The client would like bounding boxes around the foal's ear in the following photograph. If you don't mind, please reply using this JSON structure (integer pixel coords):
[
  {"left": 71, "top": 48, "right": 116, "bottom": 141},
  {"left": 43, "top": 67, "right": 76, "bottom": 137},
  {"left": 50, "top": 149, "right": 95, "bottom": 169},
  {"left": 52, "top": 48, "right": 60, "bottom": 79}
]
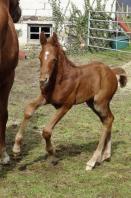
[
  {"left": 50, "top": 32, "right": 59, "bottom": 46},
  {"left": 40, "top": 32, "right": 47, "bottom": 45},
  {"left": 52, "top": 32, "right": 58, "bottom": 43}
]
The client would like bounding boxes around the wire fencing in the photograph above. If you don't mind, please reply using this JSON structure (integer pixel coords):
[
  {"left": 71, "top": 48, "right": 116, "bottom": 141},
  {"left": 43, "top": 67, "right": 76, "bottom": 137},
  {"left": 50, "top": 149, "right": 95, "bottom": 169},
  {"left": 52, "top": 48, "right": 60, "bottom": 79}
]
[{"left": 87, "top": 10, "right": 131, "bottom": 54}]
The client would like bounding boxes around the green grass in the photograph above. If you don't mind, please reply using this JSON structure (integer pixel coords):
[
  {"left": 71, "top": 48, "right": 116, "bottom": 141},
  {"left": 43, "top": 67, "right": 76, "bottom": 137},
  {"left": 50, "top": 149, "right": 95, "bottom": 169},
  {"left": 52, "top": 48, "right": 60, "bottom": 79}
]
[
  {"left": 0, "top": 51, "right": 131, "bottom": 198},
  {"left": 70, "top": 49, "right": 131, "bottom": 67}
]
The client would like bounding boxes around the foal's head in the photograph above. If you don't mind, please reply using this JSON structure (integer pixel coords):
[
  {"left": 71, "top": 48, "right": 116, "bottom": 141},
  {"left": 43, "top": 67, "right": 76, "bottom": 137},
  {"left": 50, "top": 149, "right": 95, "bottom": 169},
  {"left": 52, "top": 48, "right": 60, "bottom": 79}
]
[
  {"left": 9, "top": 0, "right": 21, "bottom": 23},
  {"left": 39, "top": 32, "right": 60, "bottom": 87}
]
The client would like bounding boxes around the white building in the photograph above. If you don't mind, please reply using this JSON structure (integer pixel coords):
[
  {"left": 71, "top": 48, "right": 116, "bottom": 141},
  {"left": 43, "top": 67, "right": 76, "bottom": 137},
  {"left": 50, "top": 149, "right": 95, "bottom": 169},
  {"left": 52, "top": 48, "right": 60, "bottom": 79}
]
[{"left": 16, "top": 0, "right": 116, "bottom": 46}]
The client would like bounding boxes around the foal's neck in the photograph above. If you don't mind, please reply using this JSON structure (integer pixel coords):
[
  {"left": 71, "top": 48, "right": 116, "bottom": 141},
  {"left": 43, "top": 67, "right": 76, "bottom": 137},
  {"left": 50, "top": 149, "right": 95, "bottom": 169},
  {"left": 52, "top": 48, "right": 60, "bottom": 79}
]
[
  {"left": 44, "top": 49, "right": 76, "bottom": 96},
  {"left": 57, "top": 49, "right": 75, "bottom": 75},
  {"left": 54, "top": 48, "right": 76, "bottom": 84}
]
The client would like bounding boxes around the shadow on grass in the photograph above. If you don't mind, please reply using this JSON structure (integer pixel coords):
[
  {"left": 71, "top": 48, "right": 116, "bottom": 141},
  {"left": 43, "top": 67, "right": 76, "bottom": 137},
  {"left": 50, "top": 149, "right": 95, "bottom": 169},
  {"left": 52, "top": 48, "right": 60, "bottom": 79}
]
[
  {"left": 0, "top": 123, "right": 126, "bottom": 178},
  {"left": 0, "top": 122, "right": 40, "bottom": 178},
  {"left": 10, "top": 141, "right": 127, "bottom": 172}
]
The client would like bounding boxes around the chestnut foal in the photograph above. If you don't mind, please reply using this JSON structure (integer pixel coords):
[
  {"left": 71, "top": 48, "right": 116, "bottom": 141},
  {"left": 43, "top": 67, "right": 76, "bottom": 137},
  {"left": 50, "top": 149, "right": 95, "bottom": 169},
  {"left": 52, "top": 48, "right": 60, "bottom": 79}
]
[
  {"left": 13, "top": 32, "right": 127, "bottom": 170},
  {"left": 0, "top": 0, "right": 21, "bottom": 164}
]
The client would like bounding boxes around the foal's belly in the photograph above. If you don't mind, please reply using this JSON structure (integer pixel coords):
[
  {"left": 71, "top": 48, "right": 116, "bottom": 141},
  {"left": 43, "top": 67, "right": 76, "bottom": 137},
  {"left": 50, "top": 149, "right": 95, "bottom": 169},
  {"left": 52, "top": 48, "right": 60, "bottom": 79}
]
[{"left": 75, "top": 90, "right": 93, "bottom": 104}]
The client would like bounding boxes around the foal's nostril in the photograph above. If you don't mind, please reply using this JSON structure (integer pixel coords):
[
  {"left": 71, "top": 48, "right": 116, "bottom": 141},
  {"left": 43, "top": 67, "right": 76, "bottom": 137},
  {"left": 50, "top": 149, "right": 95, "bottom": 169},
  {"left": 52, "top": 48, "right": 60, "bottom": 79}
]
[
  {"left": 40, "top": 74, "right": 50, "bottom": 87},
  {"left": 44, "top": 78, "right": 49, "bottom": 84},
  {"left": 40, "top": 78, "right": 49, "bottom": 87}
]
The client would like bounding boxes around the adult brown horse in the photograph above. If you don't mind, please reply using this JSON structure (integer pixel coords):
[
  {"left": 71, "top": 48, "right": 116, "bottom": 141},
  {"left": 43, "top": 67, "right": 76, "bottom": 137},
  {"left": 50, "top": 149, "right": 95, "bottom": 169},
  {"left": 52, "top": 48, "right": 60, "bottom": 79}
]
[
  {"left": 13, "top": 32, "right": 127, "bottom": 170},
  {"left": 0, "top": 0, "right": 21, "bottom": 164}
]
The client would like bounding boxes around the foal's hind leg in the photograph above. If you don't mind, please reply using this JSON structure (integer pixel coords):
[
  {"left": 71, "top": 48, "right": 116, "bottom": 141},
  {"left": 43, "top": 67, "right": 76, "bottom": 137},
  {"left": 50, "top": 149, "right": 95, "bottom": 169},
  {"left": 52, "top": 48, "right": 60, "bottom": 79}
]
[
  {"left": 13, "top": 94, "right": 46, "bottom": 155},
  {"left": 101, "top": 132, "right": 111, "bottom": 162},
  {"left": 86, "top": 99, "right": 114, "bottom": 170}
]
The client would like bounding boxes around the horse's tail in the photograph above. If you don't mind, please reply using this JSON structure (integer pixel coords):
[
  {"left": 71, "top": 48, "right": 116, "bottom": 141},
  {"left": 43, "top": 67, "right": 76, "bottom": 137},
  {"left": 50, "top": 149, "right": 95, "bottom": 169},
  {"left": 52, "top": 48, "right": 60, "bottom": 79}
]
[{"left": 112, "top": 67, "right": 127, "bottom": 88}]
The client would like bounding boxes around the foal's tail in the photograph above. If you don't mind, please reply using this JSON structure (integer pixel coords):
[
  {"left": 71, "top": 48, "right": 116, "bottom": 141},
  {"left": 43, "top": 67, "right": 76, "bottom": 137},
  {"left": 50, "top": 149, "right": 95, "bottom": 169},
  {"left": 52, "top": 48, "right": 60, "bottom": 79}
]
[{"left": 112, "top": 67, "right": 127, "bottom": 88}]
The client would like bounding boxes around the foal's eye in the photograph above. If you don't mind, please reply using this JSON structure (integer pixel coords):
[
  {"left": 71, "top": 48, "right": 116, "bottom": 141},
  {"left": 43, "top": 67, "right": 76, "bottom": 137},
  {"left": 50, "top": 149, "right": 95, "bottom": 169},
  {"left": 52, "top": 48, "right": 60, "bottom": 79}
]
[{"left": 53, "top": 58, "right": 57, "bottom": 63}]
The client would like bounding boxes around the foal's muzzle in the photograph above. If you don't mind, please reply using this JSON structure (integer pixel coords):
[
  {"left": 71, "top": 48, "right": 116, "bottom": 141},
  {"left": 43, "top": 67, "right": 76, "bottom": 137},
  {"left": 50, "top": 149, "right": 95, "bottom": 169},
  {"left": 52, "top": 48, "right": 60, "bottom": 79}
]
[{"left": 40, "top": 74, "right": 50, "bottom": 88}]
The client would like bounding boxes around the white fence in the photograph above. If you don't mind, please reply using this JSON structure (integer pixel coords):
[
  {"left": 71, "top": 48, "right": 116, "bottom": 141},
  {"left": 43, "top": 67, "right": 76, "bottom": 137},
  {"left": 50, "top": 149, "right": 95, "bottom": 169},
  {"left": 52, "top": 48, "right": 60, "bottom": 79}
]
[{"left": 87, "top": 10, "right": 131, "bottom": 54}]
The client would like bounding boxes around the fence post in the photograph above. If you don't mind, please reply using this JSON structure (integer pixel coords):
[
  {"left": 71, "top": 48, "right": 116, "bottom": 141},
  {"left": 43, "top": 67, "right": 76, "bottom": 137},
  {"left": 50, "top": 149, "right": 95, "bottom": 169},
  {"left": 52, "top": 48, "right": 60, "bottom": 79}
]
[
  {"left": 126, "top": 5, "right": 129, "bottom": 17},
  {"left": 87, "top": 10, "right": 91, "bottom": 47}
]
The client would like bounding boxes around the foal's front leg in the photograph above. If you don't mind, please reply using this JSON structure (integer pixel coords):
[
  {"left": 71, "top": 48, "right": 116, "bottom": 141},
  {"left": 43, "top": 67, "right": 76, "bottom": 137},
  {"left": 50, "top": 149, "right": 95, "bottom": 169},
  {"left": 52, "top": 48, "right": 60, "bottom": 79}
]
[
  {"left": 13, "top": 94, "right": 46, "bottom": 155},
  {"left": 42, "top": 105, "right": 71, "bottom": 155}
]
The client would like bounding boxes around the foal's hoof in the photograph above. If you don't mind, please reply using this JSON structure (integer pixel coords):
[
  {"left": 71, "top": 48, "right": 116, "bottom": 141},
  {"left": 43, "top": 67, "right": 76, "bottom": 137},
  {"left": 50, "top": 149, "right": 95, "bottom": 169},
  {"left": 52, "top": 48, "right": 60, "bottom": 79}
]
[
  {"left": 86, "top": 164, "right": 93, "bottom": 171},
  {"left": 43, "top": 153, "right": 49, "bottom": 160},
  {"left": 46, "top": 147, "right": 56, "bottom": 156},
  {"left": 12, "top": 144, "right": 21, "bottom": 156},
  {"left": 51, "top": 155, "right": 60, "bottom": 166},
  {"left": 86, "top": 160, "right": 101, "bottom": 171},
  {"left": 101, "top": 153, "right": 111, "bottom": 162},
  {"left": 0, "top": 165, "right": 3, "bottom": 171},
  {"left": 18, "top": 164, "right": 27, "bottom": 171}
]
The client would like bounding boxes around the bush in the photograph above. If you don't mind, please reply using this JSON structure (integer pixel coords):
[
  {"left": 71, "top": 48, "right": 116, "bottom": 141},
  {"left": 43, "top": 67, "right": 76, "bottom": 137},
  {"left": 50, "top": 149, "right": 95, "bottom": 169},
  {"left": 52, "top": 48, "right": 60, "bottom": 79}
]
[{"left": 49, "top": 0, "right": 116, "bottom": 52}]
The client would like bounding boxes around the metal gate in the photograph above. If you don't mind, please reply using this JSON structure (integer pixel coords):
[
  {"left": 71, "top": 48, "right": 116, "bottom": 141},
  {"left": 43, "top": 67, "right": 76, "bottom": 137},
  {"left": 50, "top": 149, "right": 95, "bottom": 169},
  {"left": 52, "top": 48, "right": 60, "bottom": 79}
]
[{"left": 87, "top": 10, "right": 131, "bottom": 54}]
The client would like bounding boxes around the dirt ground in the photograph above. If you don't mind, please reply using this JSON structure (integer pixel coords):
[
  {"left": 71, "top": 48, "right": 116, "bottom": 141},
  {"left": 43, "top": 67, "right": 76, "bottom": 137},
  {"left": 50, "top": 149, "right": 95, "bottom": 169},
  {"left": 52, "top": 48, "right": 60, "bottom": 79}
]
[{"left": 0, "top": 52, "right": 131, "bottom": 198}]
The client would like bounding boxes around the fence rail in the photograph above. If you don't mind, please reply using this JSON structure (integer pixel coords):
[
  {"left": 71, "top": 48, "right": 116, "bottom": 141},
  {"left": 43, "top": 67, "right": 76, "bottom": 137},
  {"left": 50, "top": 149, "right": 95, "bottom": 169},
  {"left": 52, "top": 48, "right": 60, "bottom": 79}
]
[{"left": 87, "top": 10, "right": 131, "bottom": 54}]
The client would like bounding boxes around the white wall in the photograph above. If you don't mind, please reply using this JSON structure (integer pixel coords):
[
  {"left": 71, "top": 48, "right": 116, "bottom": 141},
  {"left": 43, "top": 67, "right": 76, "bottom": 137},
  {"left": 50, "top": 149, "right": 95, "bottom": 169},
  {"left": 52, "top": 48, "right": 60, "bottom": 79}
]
[
  {"left": 20, "top": 0, "right": 50, "bottom": 10},
  {"left": 17, "top": 0, "right": 116, "bottom": 46},
  {"left": 20, "top": 0, "right": 52, "bottom": 17},
  {"left": 15, "top": 23, "right": 28, "bottom": 45},
  {"left": 20, "top": 0, "right": 116, "bottom": 17},
  {"left": 20, "top": 0, "right": 85, "bottom": 17}
]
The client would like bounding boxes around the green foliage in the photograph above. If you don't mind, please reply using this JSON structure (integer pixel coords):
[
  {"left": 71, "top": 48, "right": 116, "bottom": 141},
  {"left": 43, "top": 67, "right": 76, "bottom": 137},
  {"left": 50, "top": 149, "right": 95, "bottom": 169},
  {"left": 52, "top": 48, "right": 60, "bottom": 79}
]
[
  {"left": 49, "top": 0, "right": 117, "bottom": 53},
  {"left": 67, "top": 0, "right": 90, "bottom": 52},
  {"left": 49, "top": 0, "right": 64, "bottom": 33},
  {"left": 89, "top": 0, "right": 115, "bottom": 51}
]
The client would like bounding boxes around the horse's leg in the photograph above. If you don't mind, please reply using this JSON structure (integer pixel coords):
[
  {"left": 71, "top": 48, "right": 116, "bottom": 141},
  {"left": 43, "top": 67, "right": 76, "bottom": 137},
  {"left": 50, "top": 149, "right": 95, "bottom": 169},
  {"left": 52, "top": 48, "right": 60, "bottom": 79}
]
[
  {"left": 0, "top": 106, "right": 9, "bottom": 164},
  {"left": 42, "top": 105, "right": 71, "bottom": 155},
  {"left": 13, "top": 94, "right": 46, "bottom": 155},
  {"left": 0, "top": 72, "right": 14, "bottom": 164},
  {"left": 86, "top": 99, "right": 114, "bottom": 170}
]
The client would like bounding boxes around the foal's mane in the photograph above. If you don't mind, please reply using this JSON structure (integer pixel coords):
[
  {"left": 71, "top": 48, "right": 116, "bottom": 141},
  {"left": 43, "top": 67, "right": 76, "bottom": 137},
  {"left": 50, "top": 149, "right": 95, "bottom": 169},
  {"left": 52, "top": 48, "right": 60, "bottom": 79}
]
[
  {"left": 59, "top": 47, "right": 76, "bottom": 68},
  {"left": 48, "top": 37, "right": 76, "bottom": 68}
]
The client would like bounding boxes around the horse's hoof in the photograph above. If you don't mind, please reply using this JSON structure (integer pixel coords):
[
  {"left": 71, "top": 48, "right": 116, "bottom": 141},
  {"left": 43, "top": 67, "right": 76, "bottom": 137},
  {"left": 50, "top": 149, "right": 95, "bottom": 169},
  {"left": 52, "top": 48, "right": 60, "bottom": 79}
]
[
  {"left": 2, "top": 156, "right": 10, "bottom": 165},
  {"left": 0, "top": 150, "right": 10, "bottom": 165}
]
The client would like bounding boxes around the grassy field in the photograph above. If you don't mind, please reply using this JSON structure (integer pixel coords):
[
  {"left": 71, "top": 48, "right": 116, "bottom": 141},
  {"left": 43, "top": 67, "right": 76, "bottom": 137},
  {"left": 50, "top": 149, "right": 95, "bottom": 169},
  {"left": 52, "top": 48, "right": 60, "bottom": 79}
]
[{"left": 0, "top": 51, "right": 131, "bottom": 198}]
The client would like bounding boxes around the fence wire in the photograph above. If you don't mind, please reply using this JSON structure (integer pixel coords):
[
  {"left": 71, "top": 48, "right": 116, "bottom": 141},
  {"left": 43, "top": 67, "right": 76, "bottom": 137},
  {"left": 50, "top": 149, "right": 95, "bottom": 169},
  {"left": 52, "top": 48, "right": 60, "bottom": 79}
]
[{"left": 87, "top": 10, "right": 131, "bottom": 54}]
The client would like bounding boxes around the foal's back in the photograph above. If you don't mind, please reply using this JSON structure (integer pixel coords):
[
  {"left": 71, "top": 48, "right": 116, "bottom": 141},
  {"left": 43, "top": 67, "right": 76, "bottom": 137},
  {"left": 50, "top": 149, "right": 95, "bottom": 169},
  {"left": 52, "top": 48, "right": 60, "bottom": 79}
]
[{"left": 74, "top": 61, "right": 118, "bottom": 104}]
